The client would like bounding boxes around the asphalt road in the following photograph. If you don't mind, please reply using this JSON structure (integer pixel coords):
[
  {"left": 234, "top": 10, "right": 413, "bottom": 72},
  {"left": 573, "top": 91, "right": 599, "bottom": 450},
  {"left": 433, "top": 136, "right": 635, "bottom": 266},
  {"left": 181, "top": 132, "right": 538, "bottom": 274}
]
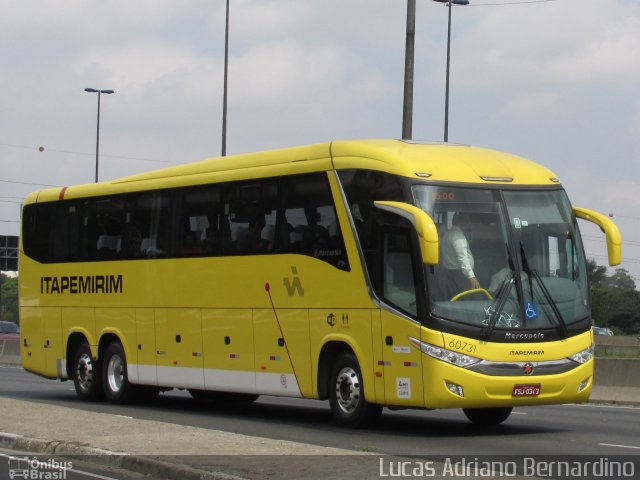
[{"left": 2, "top": 364, "right": 640, "bottom": 458}]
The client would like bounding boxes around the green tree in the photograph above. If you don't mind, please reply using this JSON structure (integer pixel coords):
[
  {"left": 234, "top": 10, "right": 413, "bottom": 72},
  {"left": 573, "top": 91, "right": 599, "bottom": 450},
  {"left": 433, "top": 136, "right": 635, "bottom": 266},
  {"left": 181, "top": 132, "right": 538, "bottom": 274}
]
[
  {"left": 603, "top": 268, "right": 636, "bottom": 290},
  {"left": 589, "top": 262, "right": 640, "bottom": 335},
  {"left": 587, "top": 258, "right": 608, "bottom": 288},
  {"left": 0, "top": 273, "right": 19, "bottom": 325}
]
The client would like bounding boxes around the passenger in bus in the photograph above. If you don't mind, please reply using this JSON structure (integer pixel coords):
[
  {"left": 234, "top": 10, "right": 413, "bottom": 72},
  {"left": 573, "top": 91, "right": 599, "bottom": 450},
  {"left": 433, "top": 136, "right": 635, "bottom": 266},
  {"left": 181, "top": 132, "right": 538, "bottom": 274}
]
[
  {"left": 260, "top": 224, "right": 276, "bottom": 251},
  {"left": 244, "top": 219, "right": 267, "bottom": 253},
  {"left": 441, "top": 212, "right": 481, "bottom": 298},
  {"left": 202, "top": 228, "right": 221, "bottom": 254},
  {"left": 121, "top": 224, "right": 143, "bottom": 258},
  {"left": 181, "top": 231, "right": 202, "bottom": 255}
]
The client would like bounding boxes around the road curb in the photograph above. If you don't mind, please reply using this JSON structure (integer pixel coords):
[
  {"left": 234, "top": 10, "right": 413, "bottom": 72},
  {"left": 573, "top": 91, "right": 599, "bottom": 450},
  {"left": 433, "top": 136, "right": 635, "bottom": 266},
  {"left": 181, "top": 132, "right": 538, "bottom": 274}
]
[{"left": 0, "top": 432, "right": 248, "bottom": 480}]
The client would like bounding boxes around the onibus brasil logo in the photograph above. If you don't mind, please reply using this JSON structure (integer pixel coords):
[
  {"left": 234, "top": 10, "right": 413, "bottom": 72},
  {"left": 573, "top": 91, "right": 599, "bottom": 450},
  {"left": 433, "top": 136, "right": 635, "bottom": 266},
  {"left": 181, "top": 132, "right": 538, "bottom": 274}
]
[{"left": 7, "top": 456, "right": 73, "bottom": 480}]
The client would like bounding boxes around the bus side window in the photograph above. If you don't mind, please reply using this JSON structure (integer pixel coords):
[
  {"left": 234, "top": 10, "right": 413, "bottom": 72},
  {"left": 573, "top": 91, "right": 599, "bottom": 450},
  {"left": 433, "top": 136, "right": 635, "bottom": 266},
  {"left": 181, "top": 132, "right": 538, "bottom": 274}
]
[
  {"left": 280, "top": 173, "right": 349, "bottom": 270},
  {"left": 382, "top": 228, "right": 418, "bottom": 317},
  {"left": 224, "top": 181, "right": 278, "bottom": 255}
]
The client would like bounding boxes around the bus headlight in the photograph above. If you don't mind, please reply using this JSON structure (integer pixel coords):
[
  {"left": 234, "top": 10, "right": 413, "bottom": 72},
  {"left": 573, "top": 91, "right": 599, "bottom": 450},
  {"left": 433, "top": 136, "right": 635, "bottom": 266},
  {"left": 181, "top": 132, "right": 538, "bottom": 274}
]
[
  {"left": 568, "top": 345, "right": 594, "bottom": 364},
  {"left": 409, "top": 337, "right": 481, "bottom": 368}
]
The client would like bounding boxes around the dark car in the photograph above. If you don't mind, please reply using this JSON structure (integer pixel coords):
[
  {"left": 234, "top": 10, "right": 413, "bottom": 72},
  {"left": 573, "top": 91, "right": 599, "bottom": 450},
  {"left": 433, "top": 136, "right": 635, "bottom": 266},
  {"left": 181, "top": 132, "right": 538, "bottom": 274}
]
[{"left": 0, "top": 321, "right": 19, "bottom": 340}]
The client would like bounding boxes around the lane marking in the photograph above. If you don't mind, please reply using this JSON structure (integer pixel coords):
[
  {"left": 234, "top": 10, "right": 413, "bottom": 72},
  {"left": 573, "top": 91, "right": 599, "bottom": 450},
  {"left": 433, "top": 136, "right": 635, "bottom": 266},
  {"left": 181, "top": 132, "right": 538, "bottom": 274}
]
[
  {"left": 511, "top": 411, "right": 528, "bottom": 415},
  {"left": 567, "top": 403, "right": 640, "bottom": 411},
  {"left": 598, "top": 443, "right": 640, "bottom": 451}
]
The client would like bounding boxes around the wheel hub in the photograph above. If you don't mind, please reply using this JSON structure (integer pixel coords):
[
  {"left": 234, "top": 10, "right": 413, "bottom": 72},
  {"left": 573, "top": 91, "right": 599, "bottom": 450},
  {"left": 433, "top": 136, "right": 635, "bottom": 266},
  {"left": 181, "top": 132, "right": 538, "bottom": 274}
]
[
  {"left": 76, "top": 353, "right": 94, "bottom": 392},
  {"left": 107, "top": 354, "right": 123, "bottom": 393},
  {"left": 335, "top": 366, "right": 361, "bottom": 414}
]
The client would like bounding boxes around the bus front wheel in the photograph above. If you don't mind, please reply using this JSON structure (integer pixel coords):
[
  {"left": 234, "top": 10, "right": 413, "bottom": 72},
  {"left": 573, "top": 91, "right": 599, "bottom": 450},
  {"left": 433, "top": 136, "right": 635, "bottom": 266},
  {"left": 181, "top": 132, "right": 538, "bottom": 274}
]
[
  {"left": 328, "top": 352, "right": 382, "bottom": 428},
  {"left": 102, "top": 342, "right": 137, "bottom": 404},
  {"left": 72, "top": 342, "right": 103, "bottom": 401},
  {"left": 463, "top": 407, "right": 512, "bottom": 425}
]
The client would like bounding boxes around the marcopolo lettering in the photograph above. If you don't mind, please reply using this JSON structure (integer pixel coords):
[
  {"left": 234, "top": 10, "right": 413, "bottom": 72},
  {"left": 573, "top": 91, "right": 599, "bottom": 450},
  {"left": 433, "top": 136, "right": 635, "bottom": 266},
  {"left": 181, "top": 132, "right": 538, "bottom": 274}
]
[{"left": 40, "top": 275, "right": 123, "bottom": 294}]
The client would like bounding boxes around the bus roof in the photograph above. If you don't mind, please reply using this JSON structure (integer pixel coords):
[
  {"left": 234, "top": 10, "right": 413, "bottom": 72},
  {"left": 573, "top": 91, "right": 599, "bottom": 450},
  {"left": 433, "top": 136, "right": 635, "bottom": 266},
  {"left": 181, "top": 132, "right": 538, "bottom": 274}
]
[{"left": 25, "top": 139, "right": 560, "bottom": 204}]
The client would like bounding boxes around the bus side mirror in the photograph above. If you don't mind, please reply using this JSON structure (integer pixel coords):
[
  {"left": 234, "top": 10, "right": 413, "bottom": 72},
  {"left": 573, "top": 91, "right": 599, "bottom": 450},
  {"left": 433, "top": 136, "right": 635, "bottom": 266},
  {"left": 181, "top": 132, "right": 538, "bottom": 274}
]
[
  {"left": 573, "top": 207, "right": 622, "bottom": 266},
  {"left": 374, "top": 201, "right": 439, "bottom": 265}
]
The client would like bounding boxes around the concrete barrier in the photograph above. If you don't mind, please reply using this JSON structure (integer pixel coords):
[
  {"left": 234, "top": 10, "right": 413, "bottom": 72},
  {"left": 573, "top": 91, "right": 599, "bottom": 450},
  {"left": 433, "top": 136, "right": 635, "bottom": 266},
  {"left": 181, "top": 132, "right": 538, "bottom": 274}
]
[
  {"left": 0, "top": 339, "right": 21, "bottom": 365},
  {"left": 590, "top": 358, "right": 640, "bottom": 405},
  {"left": 594, "top": 335, "right": 640, "bottom": 358}
]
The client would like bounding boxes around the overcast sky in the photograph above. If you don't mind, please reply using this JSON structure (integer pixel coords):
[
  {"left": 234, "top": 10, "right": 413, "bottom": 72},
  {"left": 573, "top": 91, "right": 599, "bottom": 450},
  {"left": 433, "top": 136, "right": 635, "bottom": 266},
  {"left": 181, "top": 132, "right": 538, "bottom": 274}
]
[{"left": 1, "top": 0, "right": 639, "bottom": 283}]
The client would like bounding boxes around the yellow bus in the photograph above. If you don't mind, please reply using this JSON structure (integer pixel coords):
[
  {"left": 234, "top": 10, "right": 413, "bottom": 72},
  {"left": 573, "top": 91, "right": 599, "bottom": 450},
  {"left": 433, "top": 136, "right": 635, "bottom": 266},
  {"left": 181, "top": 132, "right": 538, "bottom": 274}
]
[{"left": 19, "top": 139, "right": 621, "bottom": 427}]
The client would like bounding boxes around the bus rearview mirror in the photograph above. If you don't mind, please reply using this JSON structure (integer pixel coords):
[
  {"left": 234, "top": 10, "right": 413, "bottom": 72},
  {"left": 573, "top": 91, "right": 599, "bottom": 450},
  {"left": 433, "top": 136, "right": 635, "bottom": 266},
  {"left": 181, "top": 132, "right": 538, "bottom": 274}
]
[
  {"left": 573, "top": 207, "right": 622, "bottom": 266},
  {"left": 373, "top": 201, "right": 439, "bottom": 265}
]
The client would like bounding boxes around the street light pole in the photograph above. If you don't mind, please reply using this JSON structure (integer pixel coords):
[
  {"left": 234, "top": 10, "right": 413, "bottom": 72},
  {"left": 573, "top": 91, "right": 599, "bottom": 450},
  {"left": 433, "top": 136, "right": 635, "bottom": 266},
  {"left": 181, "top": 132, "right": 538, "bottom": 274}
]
[
  {"left": 84, "top": 88, "right": 114, "bottom": 182},
  {"left": 402, "top": 0, "right": 416, "bottom": 140},
  {"left": 221, "top": 0, "right": 230, "bottom": 157},
  {"left": 434, "top": 0, "right": 469, "bottom": 142}
]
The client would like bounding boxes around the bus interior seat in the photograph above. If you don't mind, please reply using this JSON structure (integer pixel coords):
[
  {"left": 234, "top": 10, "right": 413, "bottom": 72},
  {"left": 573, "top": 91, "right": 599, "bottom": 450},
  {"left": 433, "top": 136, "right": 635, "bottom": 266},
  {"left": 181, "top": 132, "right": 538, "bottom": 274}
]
[{"left": 97, "top": 235, "right": 121, "bottom": 256}]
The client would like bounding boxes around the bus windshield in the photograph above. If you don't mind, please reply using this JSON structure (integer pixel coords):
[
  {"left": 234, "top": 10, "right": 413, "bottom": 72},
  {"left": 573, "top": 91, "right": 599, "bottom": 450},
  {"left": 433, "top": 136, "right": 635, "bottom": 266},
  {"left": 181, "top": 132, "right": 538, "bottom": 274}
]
[{"left": 413, "top": 185, "right": 589, "bottom": 335}]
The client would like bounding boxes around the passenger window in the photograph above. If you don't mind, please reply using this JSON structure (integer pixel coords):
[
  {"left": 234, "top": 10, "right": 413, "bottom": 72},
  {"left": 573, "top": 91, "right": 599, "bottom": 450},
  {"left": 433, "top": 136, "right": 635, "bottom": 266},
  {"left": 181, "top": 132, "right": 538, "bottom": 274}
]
[
  {"left": 280, "top": 174, "right": 349, "bottom": 270},
  {"left": 224, "top": 181, "right": 278, "bottom": 255},
  {"left": 176, "top": 186, "right": 222, "bottom": 257},
  {"left": 130, "top": 191, "right": 171, "bottom": 259}
]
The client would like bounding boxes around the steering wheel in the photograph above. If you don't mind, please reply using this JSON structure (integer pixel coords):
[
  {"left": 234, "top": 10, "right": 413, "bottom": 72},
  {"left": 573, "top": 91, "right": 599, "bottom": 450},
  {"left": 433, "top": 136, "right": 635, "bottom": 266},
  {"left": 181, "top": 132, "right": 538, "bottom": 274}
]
[{"left": 450, "top": 288, "right": 494, "bottom": 302}]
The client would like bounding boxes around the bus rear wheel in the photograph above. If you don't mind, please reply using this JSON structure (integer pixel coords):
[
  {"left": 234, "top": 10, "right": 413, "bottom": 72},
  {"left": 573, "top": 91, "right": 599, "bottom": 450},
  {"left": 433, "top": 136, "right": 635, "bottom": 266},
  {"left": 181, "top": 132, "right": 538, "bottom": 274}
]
[
  {"left": 72, "top": 342, "right": 103, "bottom": 401},
  {"left": 463, "top": 407, "right": 512, "bottom": 426},
  {"left": 328, "top": 352, "right": 381, "bottom": 428},
  {"left": 102, "top": 341, "right": 139, "bottom": 404}
]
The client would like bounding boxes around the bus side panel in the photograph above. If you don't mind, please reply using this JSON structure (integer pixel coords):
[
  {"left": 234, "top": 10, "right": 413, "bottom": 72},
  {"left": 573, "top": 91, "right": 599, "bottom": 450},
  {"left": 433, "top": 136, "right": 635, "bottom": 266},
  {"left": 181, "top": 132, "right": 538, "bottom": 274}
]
[
  {"left": 133, "top": 308, "right": 156, "bottom": 385},
  {"left": 202, "top": 308, "right": 256, "bottom": 393},
  {"left": 21, "top": 307, "right": 63, "bottom": 379},
  {"left": 20, "top": 306, "right": 46, "bottom": 376},
  {"left": 380, "top": 310, "right": 424, "bottom": 407},
  {"left": 370, "top": 309, "right": 385, "bottom": 404},
  {"left": 253, "top": 308, "right": 307, "bottom": 397},
  {"left": 155, "top": 308, "right": 204, "bottom": 389}
]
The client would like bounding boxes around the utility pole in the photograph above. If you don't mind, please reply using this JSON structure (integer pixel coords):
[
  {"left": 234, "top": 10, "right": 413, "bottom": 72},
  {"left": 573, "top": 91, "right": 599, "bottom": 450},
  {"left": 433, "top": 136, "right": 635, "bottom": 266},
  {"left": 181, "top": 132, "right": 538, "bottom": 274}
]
[
  {"left": 402, "top": 0, "right": 416, "bottom": 140},
  {"left": 221, "top": 0, "right": 230, "bottom": 156}
]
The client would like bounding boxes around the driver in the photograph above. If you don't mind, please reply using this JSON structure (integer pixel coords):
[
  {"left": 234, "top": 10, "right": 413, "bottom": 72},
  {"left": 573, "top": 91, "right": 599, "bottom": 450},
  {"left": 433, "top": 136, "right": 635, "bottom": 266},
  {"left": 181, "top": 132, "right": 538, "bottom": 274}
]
[{"left": 441, "top": 212, "right": 481, "bottom": 298}]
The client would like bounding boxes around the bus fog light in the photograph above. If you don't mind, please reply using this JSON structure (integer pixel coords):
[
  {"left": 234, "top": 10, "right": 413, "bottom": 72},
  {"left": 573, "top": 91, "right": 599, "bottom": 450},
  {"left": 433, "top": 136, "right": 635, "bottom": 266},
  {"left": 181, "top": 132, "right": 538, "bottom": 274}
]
[
  {"left": 446, "top": 382, "right": 464, "bottom": 397},
  {"left": 578, "top": 378, "right": 590, "bottom": 393}
]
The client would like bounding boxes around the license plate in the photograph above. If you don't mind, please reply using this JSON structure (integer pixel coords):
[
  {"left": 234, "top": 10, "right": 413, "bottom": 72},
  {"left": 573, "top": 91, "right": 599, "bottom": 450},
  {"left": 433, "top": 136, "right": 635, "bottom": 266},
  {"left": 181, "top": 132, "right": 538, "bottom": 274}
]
[{"left": 513, "top": 384, "right": 541, "bottom": 397}]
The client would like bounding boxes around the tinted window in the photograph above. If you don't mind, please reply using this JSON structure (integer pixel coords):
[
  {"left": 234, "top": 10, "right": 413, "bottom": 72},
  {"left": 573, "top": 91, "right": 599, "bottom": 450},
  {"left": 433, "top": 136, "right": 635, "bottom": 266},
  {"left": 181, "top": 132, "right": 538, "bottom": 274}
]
[{"left": 22, "top": 173, "right": 349, "bottom": 270}]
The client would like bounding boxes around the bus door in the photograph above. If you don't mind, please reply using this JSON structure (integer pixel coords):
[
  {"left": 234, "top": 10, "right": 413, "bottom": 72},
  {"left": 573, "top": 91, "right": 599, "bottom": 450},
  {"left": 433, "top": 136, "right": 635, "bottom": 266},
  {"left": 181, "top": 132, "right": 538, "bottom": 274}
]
[{"left": 379, "top": 227, "right": 424, "bottom": 407}]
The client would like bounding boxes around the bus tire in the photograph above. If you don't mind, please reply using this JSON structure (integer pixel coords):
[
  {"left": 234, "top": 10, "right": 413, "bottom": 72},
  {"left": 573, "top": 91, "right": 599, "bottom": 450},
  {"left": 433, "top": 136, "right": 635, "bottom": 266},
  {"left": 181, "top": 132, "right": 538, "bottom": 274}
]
[
  {"left": 328, "top": 352, "right": 382, "bottom": 428},
  {"left": 463, "top": 407, "right": 512, "bottom": 426},
  {"left": 102, "top": 341, "right": 137, "bottom": 404},
  {"left": 72, "top": 342, "right": 103, "bottom": 401}
]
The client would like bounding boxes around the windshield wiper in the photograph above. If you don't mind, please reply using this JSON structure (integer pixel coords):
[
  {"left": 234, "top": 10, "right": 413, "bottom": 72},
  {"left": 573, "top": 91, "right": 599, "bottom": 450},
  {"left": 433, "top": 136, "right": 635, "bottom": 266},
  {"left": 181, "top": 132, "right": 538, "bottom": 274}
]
[
  {"left": 481, "top": 245, "right": 516, "bottom": 340},
  {"left": 519, "top": 243, "right": 570, "bottom": 338}
]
